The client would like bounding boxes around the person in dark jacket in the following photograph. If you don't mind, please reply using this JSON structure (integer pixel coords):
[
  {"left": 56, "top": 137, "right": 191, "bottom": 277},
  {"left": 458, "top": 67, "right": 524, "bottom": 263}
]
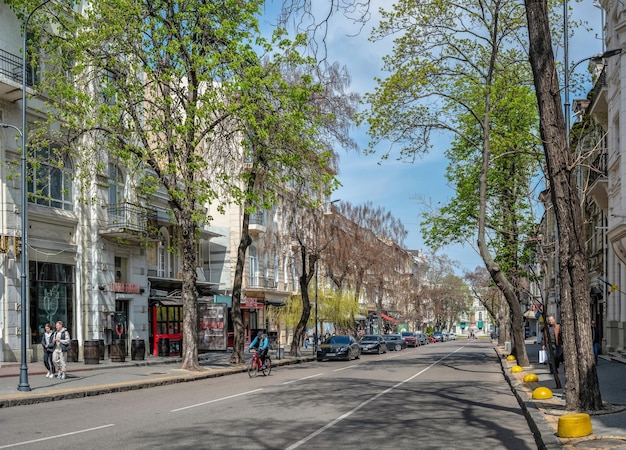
[
  {"left": 591, "top": 320, "right": 600, "bottom": 364},
  {"left": 41, "top": 323, "right": 56, "bottom": 378}
]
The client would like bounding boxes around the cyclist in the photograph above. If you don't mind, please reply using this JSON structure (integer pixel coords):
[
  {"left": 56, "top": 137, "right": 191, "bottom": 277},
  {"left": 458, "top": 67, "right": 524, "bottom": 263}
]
[{"left": 249, "top": 330, "right": 269, "bottom": 369}]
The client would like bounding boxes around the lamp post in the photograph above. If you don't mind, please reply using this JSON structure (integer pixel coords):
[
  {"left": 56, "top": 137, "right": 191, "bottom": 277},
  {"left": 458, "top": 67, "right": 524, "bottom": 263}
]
[
  {"left": 314, "top": 199, "right": 340, "bottom": 353},
  {"left": 12, "top": 0, "right": 54, "bottom": 392},
  {"left": 564, "top": 48, "right": 622, "bottom": 144}
]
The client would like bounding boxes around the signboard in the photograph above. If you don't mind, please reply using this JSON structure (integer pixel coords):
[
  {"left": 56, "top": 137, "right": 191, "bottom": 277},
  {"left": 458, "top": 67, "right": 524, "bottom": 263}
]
[
  {"left": 460, "top": 321, "right": 466, "bottom": 330},
  {"left": 198, "top": 303, "right": 228, "bottom": 351},
  {"left": 477, "top": 321, "right": 483, "bottom": 330}
]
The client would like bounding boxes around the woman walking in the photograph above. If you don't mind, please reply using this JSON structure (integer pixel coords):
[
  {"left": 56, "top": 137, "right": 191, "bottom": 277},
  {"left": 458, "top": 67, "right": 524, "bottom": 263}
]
[{"left": 41, "top": 324, "right": 56, "bottom": 378}]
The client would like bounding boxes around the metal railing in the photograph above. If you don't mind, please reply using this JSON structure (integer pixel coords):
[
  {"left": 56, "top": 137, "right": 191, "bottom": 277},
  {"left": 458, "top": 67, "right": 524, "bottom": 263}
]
[
  {"left": 106, "top": 202, "right": 156, "bottom": 234},
  {"left": 0, "top": 48, "right": 38, "bottom": 87}
]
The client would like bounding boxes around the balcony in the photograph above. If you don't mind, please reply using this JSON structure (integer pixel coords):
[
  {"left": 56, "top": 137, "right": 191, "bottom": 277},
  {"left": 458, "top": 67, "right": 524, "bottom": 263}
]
[
  {"left": 245, "top": 275, "right": 277, "bottom": 296},
  {"left": 248, "top": 212, "right": 266, "bottom": 235},
  {"left": 100, "top": 202, "right": 157, "bottom": 242},
  {"left": 0, "top": 48, "right": 38, "bottom": 102},
  {"left": 588, "top": 152, "right": 608, "bottom": 209}
]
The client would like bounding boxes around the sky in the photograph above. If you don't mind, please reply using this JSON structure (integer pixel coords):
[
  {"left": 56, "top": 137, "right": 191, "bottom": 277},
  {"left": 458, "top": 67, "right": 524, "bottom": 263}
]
[
  {"left": 293, "top": 1, "right": 607, "bottom": 275},
  {"left": 263, "top": 1, "right": 607, "bottom": 275}
]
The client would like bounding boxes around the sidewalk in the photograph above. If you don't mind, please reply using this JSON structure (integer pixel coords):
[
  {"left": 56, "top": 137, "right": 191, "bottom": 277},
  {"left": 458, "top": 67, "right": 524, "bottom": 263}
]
[
  {"left": 0, "top": 347, "right": 315, "bottom": 408},
  {"left": 498, "top": 339, "right": 626, "bottom": 449}
]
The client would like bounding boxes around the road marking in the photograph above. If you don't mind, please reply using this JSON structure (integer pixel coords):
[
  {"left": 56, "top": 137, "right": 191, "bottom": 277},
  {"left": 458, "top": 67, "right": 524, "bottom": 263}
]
[
  {"left": 0, "top": 424, "right": 115, "bottom": 448},
  {"left": 333, "top": 365, "right": 358, "bottom": 371},
  {"left": 282, "top": 373, "right": 324, "bottom": 384},
  {"left": 170, "top": 388, "right": 263, "bottom": 412},
  {"left": 285, "top": 347, "right": 462, "bottom": 450}
]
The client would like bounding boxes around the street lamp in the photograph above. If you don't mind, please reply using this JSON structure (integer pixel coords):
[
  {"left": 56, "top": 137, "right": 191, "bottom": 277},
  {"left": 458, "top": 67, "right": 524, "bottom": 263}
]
[
  {"left": 564, "top": 48, "right": 622, "bottom": 144},
  {"left": 7, "top": 0, "right": 54, "bottom": 392},
  {"left": 314, "top": 199, "right": 340, "bottom": 353}
]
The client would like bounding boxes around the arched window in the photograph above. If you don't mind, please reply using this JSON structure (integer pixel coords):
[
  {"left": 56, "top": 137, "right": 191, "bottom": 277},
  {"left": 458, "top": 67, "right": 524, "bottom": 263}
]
[{"left": 28, "top": 146, "right": 73, "bottom": 210}]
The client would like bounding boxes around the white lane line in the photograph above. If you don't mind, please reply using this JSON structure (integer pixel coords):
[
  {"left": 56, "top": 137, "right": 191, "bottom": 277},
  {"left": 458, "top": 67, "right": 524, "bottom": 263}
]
[
  {"left": 171, "top": 388, "right": 263, "bottom": 412},
  {"left": 282, "top": 373, "right": 324, "bottom": 385},
  {"left": 0, "top": 424, "right": 115, "bottom": 448},
  {"left": 333, "top": 365, "right": 359, "bottom": 372},
  {"left": 285, "top": 347, "right": 462, "bottom": 450}
]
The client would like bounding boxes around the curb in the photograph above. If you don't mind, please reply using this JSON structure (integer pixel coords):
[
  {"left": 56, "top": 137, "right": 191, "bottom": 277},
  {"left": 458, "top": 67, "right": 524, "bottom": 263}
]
[{"left": 496, "top": 347, "right": 562, "bottom": 449}]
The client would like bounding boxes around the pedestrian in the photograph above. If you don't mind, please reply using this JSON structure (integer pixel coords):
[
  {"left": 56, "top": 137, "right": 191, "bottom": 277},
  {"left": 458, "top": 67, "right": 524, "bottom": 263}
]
[
  {"left": 543, "top": 315, "right": 562, "bottom": 373},
  {"left": 304, "top": 333, "right": 309, "bottom": 349},
  {"left": 591, "top": 320, "right": 599, "bottom": 364},
  {"left": 52, "top": 320, "right": 71, "bottom": 380},
  {"left": 41, "top": 323, "right": 56, "bottom": 378}
]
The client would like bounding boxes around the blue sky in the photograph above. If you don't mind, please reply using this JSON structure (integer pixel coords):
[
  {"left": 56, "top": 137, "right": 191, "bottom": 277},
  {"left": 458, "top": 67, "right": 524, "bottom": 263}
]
[{"left": 299, "top": 1, "right": 607, "bottom": 274}]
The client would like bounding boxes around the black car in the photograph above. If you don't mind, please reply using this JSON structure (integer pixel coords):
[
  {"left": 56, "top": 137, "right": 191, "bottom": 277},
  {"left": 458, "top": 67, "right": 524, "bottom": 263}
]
[
  {"left": 316, "top": 335, "right": 361, "bottom": 361},
  {"left": 359, "top": 335, "right": 388, "bottom": 354},
  {"left": 383, "top": 334, "right": 407, "bottom": 351}
]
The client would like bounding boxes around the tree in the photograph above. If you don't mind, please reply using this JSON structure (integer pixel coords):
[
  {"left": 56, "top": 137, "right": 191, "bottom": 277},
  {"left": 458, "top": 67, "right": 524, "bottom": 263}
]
[
  {"left": 358, "top": 0, "right": 538, "bottom": 366},
  {"left": 22, "top": 0, "right": 330, "bottom": 370},
  {"left": 524, "top": 0, "right": 601, "bottom": 411},
  {"left": 227, "top": 60, "right": 357, "bottom": 364}
]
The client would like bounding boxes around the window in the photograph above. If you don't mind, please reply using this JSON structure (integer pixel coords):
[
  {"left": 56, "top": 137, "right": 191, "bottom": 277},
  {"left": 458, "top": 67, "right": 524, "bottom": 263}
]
[
  {"left": 29, "top": 262, "right": 74, "bottom": 345},
  {"left": 248, "top": 245, "right": 258, "bottom": 286},
  {"left": 28, "top": 146, "right": 73, "bottom": 210},
  {"left": 108, "top": 163, "right": 124, "bottom": 205}
]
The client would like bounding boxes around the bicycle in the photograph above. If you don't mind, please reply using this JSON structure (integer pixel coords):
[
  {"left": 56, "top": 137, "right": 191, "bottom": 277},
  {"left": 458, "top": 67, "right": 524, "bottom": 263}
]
[{"left": 248, "top": 349, "right": 272, "bottom": 378}]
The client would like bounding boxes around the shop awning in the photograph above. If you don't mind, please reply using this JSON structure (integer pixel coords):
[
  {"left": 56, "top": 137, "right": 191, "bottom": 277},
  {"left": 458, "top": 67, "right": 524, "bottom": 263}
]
[{"left": 381, "top": 313, "right": 399, "bottom": 323}]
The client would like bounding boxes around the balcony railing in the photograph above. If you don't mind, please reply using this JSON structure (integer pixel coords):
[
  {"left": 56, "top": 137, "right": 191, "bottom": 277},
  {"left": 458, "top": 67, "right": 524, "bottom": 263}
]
[
  {"left": 0, "top": 48, "right": 38, "bottom": 87},
  {"left": 588, "top": 151, "right": 607, "bottom": 186},
  {"left": 247, "top": 276, "right": 277, "bottom": 290},
  {"left": 105, "top": 202, "right": 156, "bottom": 235}
]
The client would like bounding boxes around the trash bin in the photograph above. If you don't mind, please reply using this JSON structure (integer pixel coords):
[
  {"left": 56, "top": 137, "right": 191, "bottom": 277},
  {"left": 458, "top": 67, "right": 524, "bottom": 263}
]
[
  {"left": 84, "top": 340, "right": 100, "bottom": 364},
  {"left": 131, "top": 339, "right": 145, "bottom": 361},
  {"left": 111, "top": 339, "right": 126, "bottom": 362},
  {"left": 158, "top": 338, "right": 170, "bottom": 357},
  {"left": 67, "top": 339, "right": 79, "bottom": 363},
  {"left": 505, "top": 341, "right": 511, "bottom": 353},
  {"left": 98, "top": 339, "right": 105, "bottom": 360}
]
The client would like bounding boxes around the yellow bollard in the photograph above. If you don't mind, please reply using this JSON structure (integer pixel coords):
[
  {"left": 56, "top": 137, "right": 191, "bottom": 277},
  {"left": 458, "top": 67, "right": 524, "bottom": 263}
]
[
  {"left": 523, "top": 373, "right": 539, "bottom": 383},
  {"left": 557, "top": 413, "right": 592, "bottom": 438},
  {"left": 506, "top": 355, "right": 516, "bottom": 361},
  {"left": 511, "top": 365, "right": 523, "bottom": 373},
  {"left": 532, "top": 386, "right": 553, "bottom": 399}
]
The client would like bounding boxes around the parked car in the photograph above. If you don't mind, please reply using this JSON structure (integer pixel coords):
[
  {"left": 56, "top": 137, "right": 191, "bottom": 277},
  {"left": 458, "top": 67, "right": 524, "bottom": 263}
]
[
  {"left": 383, "top": 334, "right": 407, "bottom": 351},
  {"left": 428, "top": 335, "right": 437, "bottom": 343},
  {"left": 359, "top": 335, "right": 388, "bottom": 354},
  {"left": 448, "top": 332, "right": 457, "bottom": 340},
  {"left": 442, "top": 333, "right": 449, "bottom": 342},
  {"left": 433, "top": 331, "right": 443, "bottom": 342},
  {"left": 400, "top": 331, "right": 418, "bottom": 347},
  {"left": 416, "top": 333, "right": 429, "bottom": 345},
  {"left": 316, "top": 335, "right": 361, "bottom": 361}
]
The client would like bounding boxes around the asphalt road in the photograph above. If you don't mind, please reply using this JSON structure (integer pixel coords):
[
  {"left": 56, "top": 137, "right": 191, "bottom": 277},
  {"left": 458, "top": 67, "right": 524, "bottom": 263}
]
[{"left": 0, "top": 340, "right": 537, "bottom": 449}]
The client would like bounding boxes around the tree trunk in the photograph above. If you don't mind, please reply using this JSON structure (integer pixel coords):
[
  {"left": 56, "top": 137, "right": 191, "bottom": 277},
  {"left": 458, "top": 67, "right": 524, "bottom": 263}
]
[
  {"left": 525, "top": 0, "right": 602, "bottom": 411},
  {"left": 180, "top": 211, "right": 200, "bottom": 371},
  {"left": 230, "top": 215, "right": 251, "bottom": 365},
  {"left": 291, "top": 247, "right": 314, "bottom": 356}
]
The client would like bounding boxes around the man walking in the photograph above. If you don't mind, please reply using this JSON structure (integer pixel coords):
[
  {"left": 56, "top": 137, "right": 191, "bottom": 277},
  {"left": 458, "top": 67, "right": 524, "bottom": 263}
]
[
  {"left": 53, "top": 321, "right": 71, "bottom": 380},
  {"left": 591, "top": 320, "right": 600, "bottom": 364}
]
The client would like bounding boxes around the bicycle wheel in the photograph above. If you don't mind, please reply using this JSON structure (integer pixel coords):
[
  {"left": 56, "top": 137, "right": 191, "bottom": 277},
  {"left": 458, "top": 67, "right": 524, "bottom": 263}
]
[
  {"left": 262, "top": 357, "right": 272, "bottom": 376},
  {"left": 247, "top": 359, "right": 258, "bottom": 378}
]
